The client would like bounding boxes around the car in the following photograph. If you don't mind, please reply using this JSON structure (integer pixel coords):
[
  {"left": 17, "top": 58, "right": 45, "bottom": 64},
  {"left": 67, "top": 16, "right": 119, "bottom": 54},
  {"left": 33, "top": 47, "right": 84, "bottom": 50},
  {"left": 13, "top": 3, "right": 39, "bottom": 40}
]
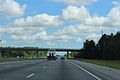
[{"left": 60, "top": 57, "right": 65, "bottom": 60}]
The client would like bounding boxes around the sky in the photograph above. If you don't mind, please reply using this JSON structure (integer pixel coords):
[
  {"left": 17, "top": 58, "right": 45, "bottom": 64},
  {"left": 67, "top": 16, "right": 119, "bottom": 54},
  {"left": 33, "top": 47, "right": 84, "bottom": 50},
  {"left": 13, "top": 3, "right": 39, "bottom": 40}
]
[{"left": 0, "top": 0, "right": 120, "bottom": 49}]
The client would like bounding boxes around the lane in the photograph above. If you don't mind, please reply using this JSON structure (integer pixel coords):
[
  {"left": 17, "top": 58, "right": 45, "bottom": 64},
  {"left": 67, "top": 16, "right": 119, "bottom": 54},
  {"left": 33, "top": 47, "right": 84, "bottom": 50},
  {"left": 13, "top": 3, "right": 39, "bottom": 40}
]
[
  {"left": 71, "top": 60, "right": 119, "bottom": 80},
  {"left": 0, "top": 60, "right": 46, "bottom": 73},
  {"left": 0, "top": 60, "right": 107, "bottom": 80},
  {"left": 30, "top": 60, "right": 100, "bottom": 80},
  {"left": 70, "top": 61, "right": 102, "bottom": 80},
  {"left": 0, "top": 60, "right": 48, "bottom": 80}
]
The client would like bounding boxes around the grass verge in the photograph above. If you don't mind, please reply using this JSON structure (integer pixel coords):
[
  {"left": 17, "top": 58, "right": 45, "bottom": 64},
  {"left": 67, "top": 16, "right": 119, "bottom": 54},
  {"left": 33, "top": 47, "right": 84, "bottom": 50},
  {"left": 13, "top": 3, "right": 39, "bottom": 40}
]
[
  {"left": 83, "top": 59, "right": 120, "bottom": 70},
  {"left": 0, "top": 59, "right": 23, "bottom": 63}
]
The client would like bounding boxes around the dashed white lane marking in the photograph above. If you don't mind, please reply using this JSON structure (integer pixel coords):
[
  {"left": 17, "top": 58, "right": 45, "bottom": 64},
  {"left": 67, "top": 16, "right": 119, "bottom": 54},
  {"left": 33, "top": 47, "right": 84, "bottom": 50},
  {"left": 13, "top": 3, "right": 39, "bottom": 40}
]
[
  {"left": 5, "top": 65, "right": 12, "bottom": 67},
  {"left": 26, "top": 73, "right": 35, "bottom": 78},
  {"left": 43, "top": 66, "right": 46, "bottom": 69},
  {"left": 70, "top": 62, "right": 102, "bottom": 80}
]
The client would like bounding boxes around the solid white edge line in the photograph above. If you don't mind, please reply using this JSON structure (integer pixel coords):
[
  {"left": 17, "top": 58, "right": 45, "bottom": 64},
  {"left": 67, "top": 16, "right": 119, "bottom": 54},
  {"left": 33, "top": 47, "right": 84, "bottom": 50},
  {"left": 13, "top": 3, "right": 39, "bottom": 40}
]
[
  {"left": 26, "top": 73, "right": 35, "bottom": 78},
  {"left": 70, "top": 61, "right": 102, "bottom": 80}
]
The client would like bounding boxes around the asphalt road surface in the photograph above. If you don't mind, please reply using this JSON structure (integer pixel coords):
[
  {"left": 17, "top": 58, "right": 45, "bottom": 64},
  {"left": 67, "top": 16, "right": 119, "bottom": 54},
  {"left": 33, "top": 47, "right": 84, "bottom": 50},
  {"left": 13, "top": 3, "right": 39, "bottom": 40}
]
[{"left": 0, "top": 59, "right": 109, "bottom": 80}]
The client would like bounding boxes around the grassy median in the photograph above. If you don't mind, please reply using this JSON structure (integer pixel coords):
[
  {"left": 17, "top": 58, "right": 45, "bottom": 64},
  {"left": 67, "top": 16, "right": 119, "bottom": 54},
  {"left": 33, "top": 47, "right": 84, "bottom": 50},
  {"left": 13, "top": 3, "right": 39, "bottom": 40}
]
[
  {"left": 83, "top": 59, "right": 120, "bottom": 70},
  {"left": 0, "top": 59, "right": 24, "bottom": 63},
  {"left": 0, "top": 60, "right": 19, "bottom": 63}
]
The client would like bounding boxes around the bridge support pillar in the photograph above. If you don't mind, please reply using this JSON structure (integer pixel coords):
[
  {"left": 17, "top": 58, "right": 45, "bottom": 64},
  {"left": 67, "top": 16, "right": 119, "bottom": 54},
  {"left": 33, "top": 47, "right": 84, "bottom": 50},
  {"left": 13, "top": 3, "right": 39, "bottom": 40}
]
[
  {"left": 36, "top": 51, "right": 39, "bottom": 59},
  {"left": 0, "top": 51, "right": 2, "bottom": 58},
  {"left": 0, "top": 51, "right": 4, "bottom": 58},
  {"left": 67, "top": 51, "right": 69, "bottom": 59}
]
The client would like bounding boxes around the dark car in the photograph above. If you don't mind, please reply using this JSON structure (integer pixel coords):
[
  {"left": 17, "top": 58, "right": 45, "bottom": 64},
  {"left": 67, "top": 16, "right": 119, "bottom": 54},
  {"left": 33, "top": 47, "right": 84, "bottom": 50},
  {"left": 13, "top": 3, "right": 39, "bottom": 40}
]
[{"left": 60, "top": 57, "right": 65, "bottom": 60}]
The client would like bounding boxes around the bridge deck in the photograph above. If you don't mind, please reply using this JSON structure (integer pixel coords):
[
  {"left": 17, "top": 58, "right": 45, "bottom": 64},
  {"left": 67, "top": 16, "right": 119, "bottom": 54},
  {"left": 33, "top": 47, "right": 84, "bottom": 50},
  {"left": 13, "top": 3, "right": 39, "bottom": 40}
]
[{"left": 0, "top": 48, "right": 81, "bottom": 52}]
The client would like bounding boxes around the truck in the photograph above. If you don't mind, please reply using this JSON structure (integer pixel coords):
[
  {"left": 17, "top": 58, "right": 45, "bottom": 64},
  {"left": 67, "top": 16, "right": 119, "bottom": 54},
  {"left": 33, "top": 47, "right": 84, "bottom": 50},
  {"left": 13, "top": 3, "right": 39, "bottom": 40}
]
[{"left": 47, "top": 49, "right": 56, "bottom": 60}]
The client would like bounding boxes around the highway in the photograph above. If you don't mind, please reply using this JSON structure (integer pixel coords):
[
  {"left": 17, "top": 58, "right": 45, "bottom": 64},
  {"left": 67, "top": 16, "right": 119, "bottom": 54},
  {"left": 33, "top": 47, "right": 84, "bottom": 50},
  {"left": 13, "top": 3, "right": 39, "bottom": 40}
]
[{"left": 0, "top": 59, "right": 113, "bottom": 80}]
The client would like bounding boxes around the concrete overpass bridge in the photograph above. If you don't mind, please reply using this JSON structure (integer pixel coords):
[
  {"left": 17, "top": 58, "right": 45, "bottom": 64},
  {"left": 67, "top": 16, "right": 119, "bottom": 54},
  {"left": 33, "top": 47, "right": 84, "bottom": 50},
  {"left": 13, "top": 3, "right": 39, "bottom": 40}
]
[
  {"left": 0, "top": 47, "right": 81, "bottom": 52},
  {"left": 0, "top": 47, "right": 81, "bottom": 58}
]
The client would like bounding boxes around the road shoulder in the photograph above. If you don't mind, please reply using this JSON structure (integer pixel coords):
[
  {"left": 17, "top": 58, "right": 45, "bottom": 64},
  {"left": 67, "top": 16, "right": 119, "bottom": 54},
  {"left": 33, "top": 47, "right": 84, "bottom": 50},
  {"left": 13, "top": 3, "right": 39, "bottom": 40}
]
[{"left": 71, "top": 60, "right": 120, "bottom": 80}]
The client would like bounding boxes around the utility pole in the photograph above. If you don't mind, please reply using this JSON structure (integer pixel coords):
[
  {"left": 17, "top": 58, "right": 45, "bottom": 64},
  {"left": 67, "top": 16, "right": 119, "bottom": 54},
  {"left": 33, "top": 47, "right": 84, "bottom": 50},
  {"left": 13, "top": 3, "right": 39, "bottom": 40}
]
[{"left": 102, "top": 29, "right": 104, "bottom": 36}]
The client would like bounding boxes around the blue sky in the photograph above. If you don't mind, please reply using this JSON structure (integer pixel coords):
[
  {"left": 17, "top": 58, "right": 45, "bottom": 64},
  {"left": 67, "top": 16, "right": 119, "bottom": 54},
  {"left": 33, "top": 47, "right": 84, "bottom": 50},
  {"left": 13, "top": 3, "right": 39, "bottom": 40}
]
[{"left": 0, "top": 0, "right": 120, "bottom": 49}]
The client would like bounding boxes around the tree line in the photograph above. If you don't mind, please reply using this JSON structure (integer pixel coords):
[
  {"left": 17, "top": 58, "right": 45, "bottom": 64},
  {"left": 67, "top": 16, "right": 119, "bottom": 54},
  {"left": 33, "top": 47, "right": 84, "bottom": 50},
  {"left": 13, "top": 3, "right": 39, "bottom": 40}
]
[{"left": 73, "top": 32, "right": 120, "bottom": 60}]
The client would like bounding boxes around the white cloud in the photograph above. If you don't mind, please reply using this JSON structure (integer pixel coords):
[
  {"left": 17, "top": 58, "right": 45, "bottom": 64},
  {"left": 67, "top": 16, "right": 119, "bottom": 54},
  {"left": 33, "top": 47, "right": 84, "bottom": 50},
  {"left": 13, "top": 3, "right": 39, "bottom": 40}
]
[
  {"left": 34, "top": 31, "right": 53, "bottom": 42},
  {"left": 54, "top": 0, "right": 97, "bottom": 5},
  {"left": 0, "top": 27, "right": 53, "bottom": 44},
  {"left": 14, "top": 14, "right": 63, "bottom": 27},
  {"left": 1, "top": 2, "right": 120, "bottom": 46},
  {"left": 112, "top": 0, "right": 120, "bottom": 6},
  {"left": 53, "top": 24, "right": 89, "bottom": 42},
  {"left": 62, "top": 5, "right": 120, "bottom": 28},
  {"left": 53, "top": 23, "right": 116, "bottom": 43},
  {"left": 0, "top": 27, "right": 42, "bottom": 35},
  {"left": 53, "top": 24, "right": 101, "bottom": 36},
  {"left": 84, "top": 16, "right": 108, "bottom": 26},
  {"left": 11, "top": 35, "right": 34, "bottom": 41},
  {"left": 11, "top": 5, "right": 120, "bottom": 29},
  {"left": 53, "top": 34, "right": 72, "bottom": 43},
  {"left": 63, "top": 5, "right": 89, "bottom": 22},
  {"left": 0, "top": 40, "right": 7, "bottom": 44},
  {"left": 0, "top": 0, "right": 26, "bottom": 19},
  {"left": 10, "top": 31, "right": 53, "bottom": 44},
  {"left": 107, "top": 6, "right": 120, "bottom": 27},
  {"left": 55, "top": 6, "right": 120, "bottom": 42},
  {"left": 81, "top": 5, "right": 120, "bottom": 27}
]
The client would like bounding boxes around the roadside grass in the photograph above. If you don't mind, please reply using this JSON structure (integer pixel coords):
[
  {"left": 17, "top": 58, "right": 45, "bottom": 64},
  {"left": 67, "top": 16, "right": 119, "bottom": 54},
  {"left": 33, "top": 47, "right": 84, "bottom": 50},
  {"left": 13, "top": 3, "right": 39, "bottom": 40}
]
[
  {"left": 83, "top": 59, "right": 120, "bottom": 70},
  {"left": 0, "top": 60, "right": 20, "bottom": 63}
]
